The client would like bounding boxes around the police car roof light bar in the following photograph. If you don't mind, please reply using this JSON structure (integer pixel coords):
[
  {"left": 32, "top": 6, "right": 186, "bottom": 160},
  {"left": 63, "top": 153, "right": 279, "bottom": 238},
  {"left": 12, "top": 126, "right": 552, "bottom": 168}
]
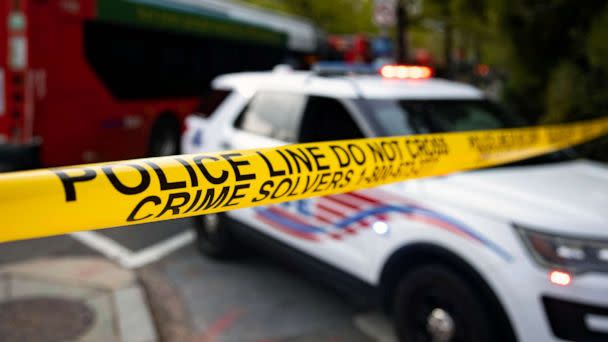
[
  {"left": 312, "top": 62, "right": 376, "bottom": 77},
  {"left": 380, "top": 65, "right": 433, "bottom": 79}
]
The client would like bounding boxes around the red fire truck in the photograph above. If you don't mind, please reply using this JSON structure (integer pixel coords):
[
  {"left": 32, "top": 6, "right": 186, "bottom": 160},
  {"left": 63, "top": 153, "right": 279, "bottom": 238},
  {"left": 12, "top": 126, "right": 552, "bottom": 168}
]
[{"left": 0, "top": 0, "right": 318, "bottom": 170}]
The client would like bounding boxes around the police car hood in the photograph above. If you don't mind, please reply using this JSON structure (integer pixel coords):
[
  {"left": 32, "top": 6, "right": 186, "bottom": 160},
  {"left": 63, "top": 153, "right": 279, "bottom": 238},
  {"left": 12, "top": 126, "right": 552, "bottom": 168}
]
[{"left": 419, "top": 160, "right": 608, "bottom": 238}]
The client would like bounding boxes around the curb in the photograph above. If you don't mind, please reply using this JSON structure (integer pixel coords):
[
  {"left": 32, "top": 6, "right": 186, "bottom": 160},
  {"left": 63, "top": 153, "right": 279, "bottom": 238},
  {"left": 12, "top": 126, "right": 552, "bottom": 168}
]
[
  {"left": 0, "top": 257, "right": 158, "bottom": 342},
  {"left": 137, "top": 265, "right": 195, "bottom": 342}
]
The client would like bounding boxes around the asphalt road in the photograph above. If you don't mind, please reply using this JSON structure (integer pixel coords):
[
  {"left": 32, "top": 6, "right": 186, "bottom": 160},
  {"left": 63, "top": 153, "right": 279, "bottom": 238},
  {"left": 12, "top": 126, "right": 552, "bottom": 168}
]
[{"left": 0, "top": 219, "right": 393, "bottom": 341}]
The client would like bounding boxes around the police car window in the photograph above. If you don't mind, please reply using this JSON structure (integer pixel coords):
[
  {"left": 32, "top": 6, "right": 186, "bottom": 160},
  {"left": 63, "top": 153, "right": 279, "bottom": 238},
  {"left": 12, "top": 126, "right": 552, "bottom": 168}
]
[
  {"left": 235, "top": 92, "right": 306, "bottom": 142},
  {"left": 298, "top": 96, "right": 364, "bottom": 143},
  {"left": 363, "top": 99, "right": 527, "bottom": 136},
  {"left": 365, "top": 100, "right": 415, "bottom": 136},
  {"left": 402, "top": 100, "right": 527, "bottom": 133},
  {"left": 197, "top": 89, "right": 231, "bottom": 117},
  {"left": 364, "top": 99, "right": 574, "bottom": 165}
]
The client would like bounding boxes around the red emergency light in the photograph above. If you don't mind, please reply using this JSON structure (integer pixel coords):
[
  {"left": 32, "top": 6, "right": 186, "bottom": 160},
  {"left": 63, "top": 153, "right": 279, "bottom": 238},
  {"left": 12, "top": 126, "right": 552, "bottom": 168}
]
[{"left": 380, "top": 65, "right": 433, "bottom": 79}]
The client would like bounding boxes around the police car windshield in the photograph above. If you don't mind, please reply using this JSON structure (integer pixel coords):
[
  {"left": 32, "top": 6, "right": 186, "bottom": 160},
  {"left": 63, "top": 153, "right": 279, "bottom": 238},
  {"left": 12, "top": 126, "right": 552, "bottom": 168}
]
[
  {"left": 363, "top": 99, "right": 525, "bottom": 135},
  {"left": 361, "top": 99, "right": 577, "bottom": 165}
]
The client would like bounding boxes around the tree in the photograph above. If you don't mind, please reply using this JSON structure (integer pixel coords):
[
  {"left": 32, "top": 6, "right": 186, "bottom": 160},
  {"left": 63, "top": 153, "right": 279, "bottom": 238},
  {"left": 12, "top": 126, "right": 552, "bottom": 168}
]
[
  {"left": 239, "top": 0, "right": 377, "bottom": 34},
  {"left": 493, "top": 0, "right": 607, "bottom": 116},
  {"left": 459, "top": 0, "right": 608, "bottom": 160},
  {"left": 410, "top": 0, "right": 495, "bottom": 76}
]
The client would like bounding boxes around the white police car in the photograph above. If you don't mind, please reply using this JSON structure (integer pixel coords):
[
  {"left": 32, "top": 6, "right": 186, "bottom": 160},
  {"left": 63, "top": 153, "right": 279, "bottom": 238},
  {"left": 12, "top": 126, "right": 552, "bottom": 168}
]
[{"left": 182, "top": 64, "right": 608, "bottom": 342}]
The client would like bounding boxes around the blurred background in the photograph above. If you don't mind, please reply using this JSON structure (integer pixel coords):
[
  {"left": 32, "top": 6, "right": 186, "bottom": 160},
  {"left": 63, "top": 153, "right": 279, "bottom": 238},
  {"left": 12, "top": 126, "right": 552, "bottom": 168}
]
[{"left": 1, "top": 0, "right": 607, "bottom": 172}]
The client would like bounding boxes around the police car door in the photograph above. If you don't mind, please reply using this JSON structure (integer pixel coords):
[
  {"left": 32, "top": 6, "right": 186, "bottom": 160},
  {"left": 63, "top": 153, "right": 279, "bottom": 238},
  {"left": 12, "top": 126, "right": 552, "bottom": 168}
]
[
  {"left": 228, "top": 92, "right": 368, "bottom": 277},
  {"left": 227, "top": 90, "right": 309, "bottom": 233},
  {"left": 292, "top": 95, "right": 376, "bottom": 279}
]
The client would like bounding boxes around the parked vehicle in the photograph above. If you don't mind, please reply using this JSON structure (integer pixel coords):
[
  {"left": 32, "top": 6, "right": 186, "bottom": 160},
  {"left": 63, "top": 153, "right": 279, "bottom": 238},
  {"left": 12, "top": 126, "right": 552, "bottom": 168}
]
[
  {"left": 0, "top": 0, "right": 319, "bottom": 170},
  {"left": 182, "top": 64, "right": 608, "bottom": 342}
]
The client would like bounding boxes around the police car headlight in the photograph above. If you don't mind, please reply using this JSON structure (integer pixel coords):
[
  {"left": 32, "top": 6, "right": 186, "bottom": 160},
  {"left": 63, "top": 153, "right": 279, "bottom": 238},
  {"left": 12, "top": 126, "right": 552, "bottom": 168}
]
[{"left": 515, "top": 225, "right": 608, "bottom": 274}]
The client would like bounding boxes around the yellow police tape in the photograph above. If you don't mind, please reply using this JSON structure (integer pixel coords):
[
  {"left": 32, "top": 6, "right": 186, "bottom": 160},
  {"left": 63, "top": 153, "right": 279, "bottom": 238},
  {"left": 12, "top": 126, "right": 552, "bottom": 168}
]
[{"left": 1, "top": 117, "right": 608, "bottom": 243}]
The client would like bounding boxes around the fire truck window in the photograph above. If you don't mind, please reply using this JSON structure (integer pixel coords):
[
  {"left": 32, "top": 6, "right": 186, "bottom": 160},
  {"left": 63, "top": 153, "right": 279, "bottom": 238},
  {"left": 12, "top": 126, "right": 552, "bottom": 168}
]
[
  {"left": 298, "top": 96, "right": 364, "bottom": 142},
  {"left": 234, "top": 92, "right": 305, "bottom": 142},
  {"left": 83, "top": 21, "right": 285, "bottom": 100}
]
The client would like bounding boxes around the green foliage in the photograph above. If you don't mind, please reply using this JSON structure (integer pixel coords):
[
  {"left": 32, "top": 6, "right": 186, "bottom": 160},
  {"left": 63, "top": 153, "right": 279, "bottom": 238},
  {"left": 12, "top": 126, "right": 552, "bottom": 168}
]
[
  {"left": 543, "top": 62, "right": 587, "bottom": 124},
  {"left": 424, "top": 0, "right": 487, "bottom": 32},
  {"left": 238, "top": 0, "right": 377, "bottom": 34},
  {"left": 493, "top": 1, "right": 607, "bottom": 112},
  {"left": 490, "top": 0, "right": 608, "bottom": 161},
  {"left": 587, "top": 6, "right": 608, "bottom": 73}
]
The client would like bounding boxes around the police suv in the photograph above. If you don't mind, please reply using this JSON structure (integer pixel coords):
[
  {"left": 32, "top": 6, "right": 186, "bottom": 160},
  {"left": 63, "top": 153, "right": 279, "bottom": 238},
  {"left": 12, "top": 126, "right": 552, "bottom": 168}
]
[{"left": 182, "top": 64, "right": 608, "bottom": 342}]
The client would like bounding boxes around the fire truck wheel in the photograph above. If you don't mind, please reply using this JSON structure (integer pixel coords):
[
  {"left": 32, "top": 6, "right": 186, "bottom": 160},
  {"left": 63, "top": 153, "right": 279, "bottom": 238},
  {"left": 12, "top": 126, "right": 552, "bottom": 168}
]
[
  {"left": 193, "top": 213, "right": 241, "bottom": 259},
  {"left": 148, "top": 116, "right": 180, "bottom": 157},
  {"left": 394, "top": 264, "right": 494, "bottom": 342}
]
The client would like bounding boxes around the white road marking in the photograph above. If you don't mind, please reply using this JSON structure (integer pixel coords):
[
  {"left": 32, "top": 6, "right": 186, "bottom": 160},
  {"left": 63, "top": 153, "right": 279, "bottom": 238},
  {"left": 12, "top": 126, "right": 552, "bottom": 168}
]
[
  {"left": 122, "top": 230, "right": 195, "bottom": 269},
  {"left": 354, "top": 311, "right": 397, "bottom": 342},
  {"left": 70, "top": 231, "right": 132, "bottom": 265},
  {"left": 70, "top": 229, "right": 195, "bottom": 269}
]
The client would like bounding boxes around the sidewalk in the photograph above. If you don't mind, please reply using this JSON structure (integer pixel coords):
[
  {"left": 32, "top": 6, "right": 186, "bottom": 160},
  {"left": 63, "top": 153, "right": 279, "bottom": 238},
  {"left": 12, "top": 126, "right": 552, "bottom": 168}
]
[{"left": 0, "top": 257, "right": 158, "bottom": 342}]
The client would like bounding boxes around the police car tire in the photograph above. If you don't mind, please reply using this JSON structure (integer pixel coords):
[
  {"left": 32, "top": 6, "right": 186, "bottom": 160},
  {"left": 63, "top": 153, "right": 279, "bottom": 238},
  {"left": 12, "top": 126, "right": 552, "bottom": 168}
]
[
  {"left": 193, "top": 213, "right": 240, "bottom": 259},
  {"left": 393, "top": 264, "right": 493, "bottom": 342}
]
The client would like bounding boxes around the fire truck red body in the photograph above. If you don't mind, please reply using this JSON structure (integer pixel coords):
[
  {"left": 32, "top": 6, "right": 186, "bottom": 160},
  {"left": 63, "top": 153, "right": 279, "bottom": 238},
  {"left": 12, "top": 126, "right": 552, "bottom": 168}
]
[{"left": 0, "top": 0, "right": 294, "bottom": 168}]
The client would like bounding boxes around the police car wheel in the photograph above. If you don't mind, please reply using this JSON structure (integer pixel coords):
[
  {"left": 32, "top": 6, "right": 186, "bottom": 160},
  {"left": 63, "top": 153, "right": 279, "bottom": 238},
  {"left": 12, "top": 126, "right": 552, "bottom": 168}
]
[
  {"left": 193, "top": 213, "right": 239, "bottom": 259},
  {"left": 394, "top": 264, "right": 493, "bottom": 342}
]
